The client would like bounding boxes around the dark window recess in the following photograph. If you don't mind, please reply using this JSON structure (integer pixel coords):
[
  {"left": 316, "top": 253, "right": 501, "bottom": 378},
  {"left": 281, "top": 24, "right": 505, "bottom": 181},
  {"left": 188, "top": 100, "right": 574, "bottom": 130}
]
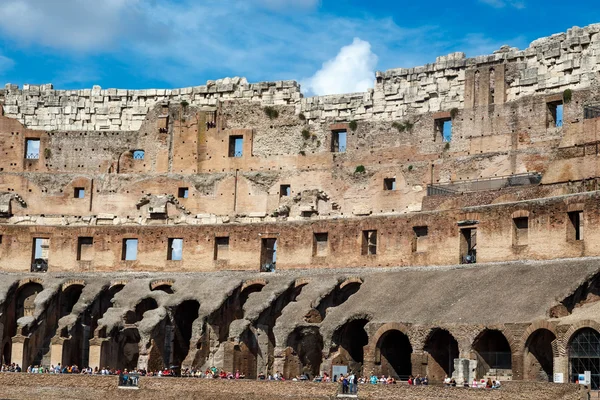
[
  {"left": 214, "top": 237, "right": 230, "bottom": 260},
  {"left": 122, "top": 239, "right": 138, "bottom": 261},
  {"left": 513, "top": 217, "right": 529, "bottom": 246},
  {"left": 460, "top": 228, "right": 477, "bottom": 264},
  {"left": 25, "top": 139, "right": 40, "bottom": 159},
  {"left": 362, "top": 230, "right": 377, "bottom": 255},
  {"left": 547, "top": 101, "right": 563, "bottom": 128},
  {"left": 31, "top": 237, "right": 49, "bottom": 272},
  {"left": 260, "top": 238, "right": 277, "bottom": 272},
  {"left": 280, "top": 184, "right": 291, "bottom": 197},
  {"left": 178, "top": 187, "right": 189, "bottom": 199},
  {"left": 383, "top": 178, "right": 396, "bottom": 191},
  {"left": 435, "top": 118, "right": 452, "bottom": 142},
  {"left": 412, "top": 226, "right": 428, "bottom": 253},
  {"left": 74, "top": 187, "right": 85, "bottom": 198},
  {"left": 568, "top": 211, "right": 584, "bottom": 241},
  {"left": 167, "top": 238, "right": 183, "bottom": 261},
  {"left": 77, "top": 237, "right": 93, "bottom": 261},
  {"left": 229, "top": 135, "right": 243, "bottom": 157},
  {"left": 313, "top": 232, "right": 329, "bottom": 257},
  {"left": 331, "top": 130, "right": 347, "bottom": 153}
]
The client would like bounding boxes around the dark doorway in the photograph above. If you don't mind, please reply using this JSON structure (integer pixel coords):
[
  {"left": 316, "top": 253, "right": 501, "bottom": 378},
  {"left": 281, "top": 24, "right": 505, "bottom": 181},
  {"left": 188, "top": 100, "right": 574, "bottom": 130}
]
[
  {"left": 472, "top": 329, "right": 512, "bottom": 378},
  {"left": 424, "top": 329, "right": 459, "bottom": 382},
  {"left": 172, "top": 300, "right": 200, "bottom": 367},
  {"left": 376, "top": 330, "right": 412, "bottom": 380},
  {"left": 460, "top": 227, "right": 477, "bottom": 264},
  {"left": 331, "top": 319, "right": 369, "bottom": 375},
  {"left": 524, "top": 329, "right": 556, "bottom": 382},
  {"left": 569, "top": 328, "right": 600, "bottom": 389}
]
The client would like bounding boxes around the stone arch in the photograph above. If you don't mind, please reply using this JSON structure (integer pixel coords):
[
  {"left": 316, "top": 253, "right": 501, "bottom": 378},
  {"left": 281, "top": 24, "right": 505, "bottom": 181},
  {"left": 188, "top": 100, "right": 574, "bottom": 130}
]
[
  {"left": 330, "top": 317, "right": 370, "bottom": 375},
  {"left": 59, "top": 282, "right": 85, "bottom": 319},
  {"left": 241, "top": 279, "right": 267, "bottom": 292},
  {"left": 15, "top": 281, "right": 44, "bottom": 322},
  {"left": 519, "top": 321, "right": 557, "bottom": 354},
  {"left": 150, "top": 280, "right": 175, "bottom": 294},
  {"left": 172, "top": 300, "right": 200, "bottom": 367},
  {"left": 314, "top": 278, "right": 362, "bottom": 322},
  {"left": 374, "top": 327, "right": 413, "bottom": 380},
  {"left": 472, "top": 329, "right": 513, "bottom": 379},
  {"left": 284, "top": 326, "right": 324, "bottom": 379},
  {"left": 523, "top": 328, "right": 556, "bottom": 382},
  {"left": 423, "top": 328, "right": 459, "bottom": 382},
  {"left": 567, "top": 327, "right": 600, "bottom": 389},
  {"left": 560, "top": 320, "right": 600, "bottom": 357},
  {"left": 124, "top": 297, "right": 159, "bottom": 324}
]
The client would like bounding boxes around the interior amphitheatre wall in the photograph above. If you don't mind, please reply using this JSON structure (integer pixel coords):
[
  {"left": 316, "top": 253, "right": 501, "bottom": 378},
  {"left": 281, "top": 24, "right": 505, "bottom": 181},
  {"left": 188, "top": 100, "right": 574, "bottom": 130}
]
[{"left": 0, "top": 24, "right": 599, "bottom": 132}]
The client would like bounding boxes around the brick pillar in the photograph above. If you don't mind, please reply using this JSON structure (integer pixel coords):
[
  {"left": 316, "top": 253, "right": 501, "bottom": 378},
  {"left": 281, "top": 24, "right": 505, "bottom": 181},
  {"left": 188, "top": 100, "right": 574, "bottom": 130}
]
[
  {"left": 511, "top": 351, "right": 524, "bottom": 380},
  {"left": 411, "top": 350, "right": 427, "bottom": 377}
]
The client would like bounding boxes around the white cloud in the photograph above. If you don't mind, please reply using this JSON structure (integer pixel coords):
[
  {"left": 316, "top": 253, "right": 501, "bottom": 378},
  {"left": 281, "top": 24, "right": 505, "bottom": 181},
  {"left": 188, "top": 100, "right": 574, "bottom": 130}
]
[
  {"left": 303, "top": 38, "right": 378, "bottom": 96},
  {"left": 479, "top": 0, "right": 525, "bottom": 8}
]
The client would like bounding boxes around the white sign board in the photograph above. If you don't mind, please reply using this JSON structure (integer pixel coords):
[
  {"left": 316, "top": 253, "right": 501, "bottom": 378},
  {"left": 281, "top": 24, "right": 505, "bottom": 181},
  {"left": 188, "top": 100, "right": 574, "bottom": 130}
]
[
  {"left": 577, "top": 372, "right": 591, "bottom": 385},
  {"left": 553, "top": 373, "right": 564, "bottom": 383}
]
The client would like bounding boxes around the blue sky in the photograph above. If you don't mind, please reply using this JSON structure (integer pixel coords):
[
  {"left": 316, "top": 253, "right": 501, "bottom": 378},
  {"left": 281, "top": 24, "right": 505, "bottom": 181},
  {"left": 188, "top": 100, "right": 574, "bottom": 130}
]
[{"left": 0, "top": 0, "right": 598, "bottom": 95}]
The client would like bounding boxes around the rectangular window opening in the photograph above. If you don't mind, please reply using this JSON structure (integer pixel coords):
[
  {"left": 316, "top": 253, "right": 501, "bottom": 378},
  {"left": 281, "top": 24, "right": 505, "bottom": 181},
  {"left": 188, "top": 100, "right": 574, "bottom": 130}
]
[
  {"left": 460, "top": 227, "right": 477, "bottom": 264},
  {"left": 74, "top": 187, "right": 85, "bottom": 199},
  {"left": 178, "top": 187, "right": 189, "bottom": 199},
  {"left": 31, "top": 237, "right": 49, "bottom": 272},
  {"left": 362, "top": 230, "right": 377, "bottom": 255},
  {"left": 313, "top": 232, "right": 329, "bottom": 257},
  {"left": 331, "top": 130, "right": 347, "bottom": 153},
  {"left": 412, "top": 226, "right": 428, "bottom": 253},
  {"left": 229, "top": 135, "right": 243, "bottom": 158},
  {"left": 122, "top": 238, "right": 138, "bottom": 261},
  {"left": 279, "top": 184, "right": 291, "bottom": 197},
  {"left": 513, "top": 217, "right": 529, "bottom": 246},
  {"left": 260, "top": 238, "right": 277, "bottom": 272},
  {"left": 547, "top": 101, "right": 563, "bottom": 128},
  {"left": 568, "top": 211, "right": 584, "bottom": 241},
  {"left": 214, "top": 236, "right": 230, "bottom": 260},
  {"left": 435, "top": 118, "right": 452, "bottom": 142},
  {"left": 167, "top": 238, "right": 183, "bottom": 261},
  {"left": 25, "top": 139, "right": 40, "bottom": 159},
  {"left": 383, "top": 178, "right": 396, "bottom": 191},
  {"left": 77, "top": 237, "right": 93, "bottom": 261}
]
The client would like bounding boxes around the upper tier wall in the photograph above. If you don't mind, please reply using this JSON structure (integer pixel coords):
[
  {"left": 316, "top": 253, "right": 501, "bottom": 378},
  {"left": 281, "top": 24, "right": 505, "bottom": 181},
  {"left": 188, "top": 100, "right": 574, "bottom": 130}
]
[{"left": 1, "top": 24, "right": 600, "bottom": 131}]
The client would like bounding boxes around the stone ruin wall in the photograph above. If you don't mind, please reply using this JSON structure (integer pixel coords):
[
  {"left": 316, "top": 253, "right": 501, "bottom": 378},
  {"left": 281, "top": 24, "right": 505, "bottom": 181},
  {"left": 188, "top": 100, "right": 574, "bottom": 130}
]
[{"left": 1, "top": 24, "right": 600, "bottom": 131}]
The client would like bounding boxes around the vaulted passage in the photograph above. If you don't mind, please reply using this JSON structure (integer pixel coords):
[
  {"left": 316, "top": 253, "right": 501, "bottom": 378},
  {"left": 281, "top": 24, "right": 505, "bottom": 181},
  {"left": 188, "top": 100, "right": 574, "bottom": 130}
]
[
  {"left": 331, "top": 318, "right": 369, "bottom": 375},
  {"left": 125, "top": 298, "right": 159, "bottom": 324},
  {"left": 233, "top": 329, "right": 259, "bottom": 379},
  {"left": 424, "top": 329, "right": 459, "bottom": 382},
  {"left": 524, "top": 329, "right": 555, "bottom": 382},
  {"left": 315, "top": 280, "right": 362, "bottom": 322},
  {"left": 569, "top": 328, "right": 600, "bottom": 389},
  {"left": 59, "top": 284, "right": 84, "bottom": 319},
  {"left": 172, "top": 300, "right": 200, "bottom": 367},
  {"left": 117, "top": 328, "right": 141, "bottom": 370},
  {"left": 285, "top": 327, "right": 323, "bottom": 379},
  {"left": 472, "top": 329, "right": 512, "bottom": 378},
  {"left": 376, "top": 330, "right": 412, "bottom": 379}
]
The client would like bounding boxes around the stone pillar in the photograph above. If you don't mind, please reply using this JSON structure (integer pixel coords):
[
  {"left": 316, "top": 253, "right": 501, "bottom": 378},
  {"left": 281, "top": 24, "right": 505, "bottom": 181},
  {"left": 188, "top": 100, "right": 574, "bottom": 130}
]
[
  {"left": 453, "top": 358, "right": 476, "bottom": 385},
  {"left": 11, "top": 335, "right": 28, "bottom": 369},
  {"left": 411, "top": 350, "right": 427, "bottom": 377},
  {"left": 464, "top": 70, "right": 475, "bottom": 109},
  {"left": 88, "top": 338, "right": 109, "bottom": 370},
  {"left": 50, "top": 339, "right": 65, "bottom": 368},
  {"left": 255, "top": 325, "right": 270, "bottom": 375},
  {"left": 554, "top": 355, "right": 569, "bottom": 383}
]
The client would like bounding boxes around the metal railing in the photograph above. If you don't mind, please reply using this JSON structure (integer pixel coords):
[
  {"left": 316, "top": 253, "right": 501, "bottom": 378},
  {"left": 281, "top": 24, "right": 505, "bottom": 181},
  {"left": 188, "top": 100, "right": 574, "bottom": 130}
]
[
  {"left": 478, "top": 351, "right": 512, "bottom": 370},
  {"left": 25, "top": 153, "right": 39, "bottom": 159},
  {"left": 427, "top": 172, "right": 542, "bottom": 197}
]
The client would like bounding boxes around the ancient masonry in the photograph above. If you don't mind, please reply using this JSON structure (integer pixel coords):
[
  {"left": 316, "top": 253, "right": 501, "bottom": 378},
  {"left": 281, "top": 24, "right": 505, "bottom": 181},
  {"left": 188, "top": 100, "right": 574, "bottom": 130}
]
[{"left": 1, "top": 23, "right": 600, "bottom": 388}]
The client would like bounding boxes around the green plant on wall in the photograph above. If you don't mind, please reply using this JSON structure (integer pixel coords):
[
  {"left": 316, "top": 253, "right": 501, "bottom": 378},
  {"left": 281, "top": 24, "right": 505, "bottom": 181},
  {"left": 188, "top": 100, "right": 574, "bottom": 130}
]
[
  {"left": 408, "top": 165, "right": 413, "bottom": 171},
  {"left": 298, "top": 113, "right": 306, "bottom": 121},
  {"left": 44, "top": 148, "right": 51, "bottom": 159},
  {"left": 349, "top": 120, "right": 358, "bottom": 131},
  {"left": 354, "top": 165, "right": 366, "bottom": 174},
  {"left": 392, "top": 120, "right": 413, "bottom": 133},
  {"left": 264, "top": 106, "right": 279, "bottom": 119},
  {"left": 180, "top": 100, "right": 189, "bottom": 108},
  {"left": 444, "top": 142, "right": 450, "bottom": 150},
  {"left": 450, "top": 108, "right": 459, "bottom": 119},
  {"left": 563, "top": 89, "right": 572, "bottom": 104},
  {"left": 302, "top": 129, "right": 311, "bottom": 140}
]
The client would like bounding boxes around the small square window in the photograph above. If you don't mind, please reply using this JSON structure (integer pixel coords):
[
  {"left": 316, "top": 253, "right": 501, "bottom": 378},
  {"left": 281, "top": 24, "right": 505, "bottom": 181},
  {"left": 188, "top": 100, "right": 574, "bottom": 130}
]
[
  {"left": 74, "top": 187, "right": 85, "bottom": 199},
  {"left": 435, "top": 118, "right": 452, "bottom": 142},
  {"left": 383, "top": 178, "right": 396, "bottom": 191},
  {"left": 77, "top": 237, "right": 93, "bottom": 261},
  {"left": 25, "top": 139, "right": 40, "bottom": 159},
  {"left": 280, "top": 184, "right": 291, "bottom": 197},
  {"left": 178, "top": 187, "right": 189, "bottom": 199},
  {"left": 214, "top": 237, "right": 230, "bottom": 260},
  {"left": 122, "top": 239, "right": 138, "bottom": 261},
  {"left": 167, "top": 238, "right": 183, "bottom": 261},
  {"left": 313, "top": 232, "right": 329, "bottom": 257},
  {"left": 513, "top": 217, "right": 528, "bottom": 246},
  {"left": 412, "top": 226, "right": 428, "bottom": 253},
  {"left": 547, "top": 101, "right": 563, "bottom": 128},
  {"left": 568, "top": 211, "right": 584, "bottom": 241},
  {"left": 229, "top": 136, "right": 243, "bottom": 157}
]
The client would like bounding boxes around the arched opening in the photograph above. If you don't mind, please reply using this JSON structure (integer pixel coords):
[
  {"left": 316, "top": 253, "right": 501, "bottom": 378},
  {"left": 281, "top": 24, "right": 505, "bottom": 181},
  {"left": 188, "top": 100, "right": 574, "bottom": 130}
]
[
  {"left": 376, "top": 330, "right": 412, "bottom": 380},
  {"left": 172, "top": 300, "right": 200, "bottom": 367},
  {"left": 59, "top": 284, "right": 84, "bottom": 319},
  {"left": 315, "top": 280, "right": 362, "bottom": 322},
  {"left": 569, "top": 328, "right": 600, "bottom": 389},
  {"left": 473, "top": 70, "right": 480, "bottom": 106},
  {"left": 472, "top": 329, "right": 512, "bottom": 379},
  {"left": 125, "top": 298, "right": 159, "bottom": 324},
  {"left": 424, "top": 329, "right": 459, "bottom": 382},
  {"left": 16, "top": 282, "right": 43, "bottom": 322},
  {"left": 233, "top": 329, "right": 259, "bottom": 379},
  {"left": 524, "top": 329, "right": 555, "bottom": 382},
  {"left": 152, "top": 284, "right": 174, "bottom": 294},
  {"left": 118, "top": 328, "right": 141, "bottom": 370},
  {"left": 285, "top": 327, "right": 323, "bottom": 379},
  {"left": 331, "top": 318, "right": 369, "bottom": 375},
  {"left": 489, "top": 67, "right": 495, "bottom": 104}
]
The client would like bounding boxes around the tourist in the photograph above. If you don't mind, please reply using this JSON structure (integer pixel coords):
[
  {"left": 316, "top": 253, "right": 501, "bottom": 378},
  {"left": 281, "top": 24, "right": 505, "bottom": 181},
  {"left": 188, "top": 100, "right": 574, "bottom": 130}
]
[
  {"left": 348, "top": 372, "right": 355, "bottom": 393},
  {"left": 486, "top": 378, "right": 493, "bottom": 388},
  {"left": 369, "top": 374, "right": 378, "bottom": 384},
  {"left": 492, "top": 380, "right": 501, "bottom": 389},
  {"left": 341, "top": 374, "right": 349, "bottom": 394},
  {"left": 444, "top": 374, "right": 451, "bottom": 386},
  {"left": 423, "top": 375, "right": 429, "bottom": 385}
]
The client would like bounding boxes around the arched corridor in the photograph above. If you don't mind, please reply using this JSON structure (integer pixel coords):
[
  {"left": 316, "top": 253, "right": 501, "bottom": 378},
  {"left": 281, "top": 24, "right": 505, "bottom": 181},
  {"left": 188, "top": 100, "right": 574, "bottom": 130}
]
[
  {"left": 524, "top": 329, "right": 555, "bottom": 382},
  {"left": 331, "top": 318, "right": 369, "bottom": 375},
  {"left": 172, "top": 300, "right": 200, "bottom": 367},
  {"left": 472, "top": 329, "right": 512, "bottom": 378},
  {"left": 424, "top": 329, "right": 459, "bottom": 382},
  {"left": 569, "top": 328, "right": 600, "bottom": 389},
  {"left": 285, "top": 327, "right": 323, "bottom": 379},
  {"left": 375, "top": 330, "right": 412, "bottom": 379}
]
